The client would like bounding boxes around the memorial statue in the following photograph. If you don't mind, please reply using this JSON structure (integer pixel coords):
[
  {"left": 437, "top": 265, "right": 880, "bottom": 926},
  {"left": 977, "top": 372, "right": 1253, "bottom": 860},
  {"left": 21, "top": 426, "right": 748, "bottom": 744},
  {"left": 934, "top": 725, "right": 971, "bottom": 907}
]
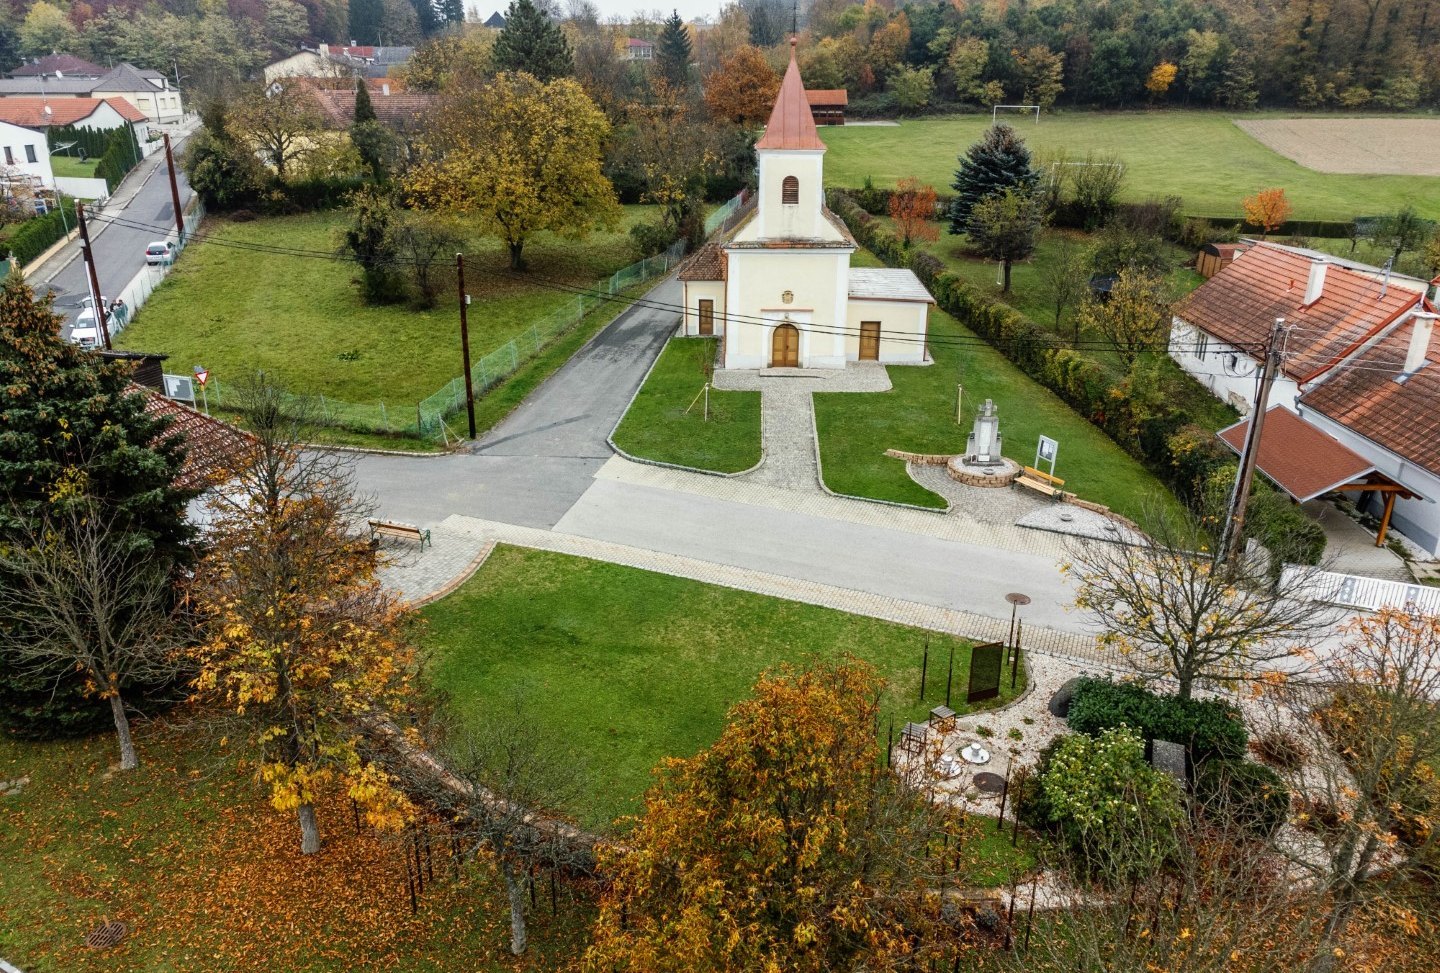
[{"left": 965, "top": 398, "right": 1003, "bottom": 466}]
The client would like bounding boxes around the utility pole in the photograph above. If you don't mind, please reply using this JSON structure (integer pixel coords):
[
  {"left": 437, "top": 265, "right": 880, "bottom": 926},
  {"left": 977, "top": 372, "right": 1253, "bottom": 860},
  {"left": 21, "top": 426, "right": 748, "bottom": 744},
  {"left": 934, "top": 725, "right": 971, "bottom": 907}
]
[
  {"left": 1219, "top": 317, "right": 1287, "bottom": 563},
  {"left": 163, "top": 133, "right": 185, "bottom": 244},
  {"left": 456, "top": 252, "right": 477, "bottom": 439},
  {"left": 76, "top": 201, "right": 110, "bottom": 351}
]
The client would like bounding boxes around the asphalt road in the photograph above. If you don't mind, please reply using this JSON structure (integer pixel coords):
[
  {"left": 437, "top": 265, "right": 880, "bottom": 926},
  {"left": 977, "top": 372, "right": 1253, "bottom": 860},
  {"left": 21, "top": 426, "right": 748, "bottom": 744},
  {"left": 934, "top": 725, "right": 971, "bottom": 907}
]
[
  {"left": 352, "top": 278, "right": 683, "bottom": 529},
  {"left": 36, "top": 130, "right": 195, "bottom": 340}
]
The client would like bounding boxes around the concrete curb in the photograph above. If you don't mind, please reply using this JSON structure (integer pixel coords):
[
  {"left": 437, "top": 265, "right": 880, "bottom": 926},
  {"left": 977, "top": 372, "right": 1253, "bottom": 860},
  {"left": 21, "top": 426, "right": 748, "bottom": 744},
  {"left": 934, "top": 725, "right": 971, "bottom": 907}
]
[
  {"left": 607, "top": 331, "right": 766, "bottom": 479},
  {"left": 403, "top": 539, "right": 496, "bottom": 608},
  {"left": 808, "top": 403, "right": 954, "bottom": 515},
  {"left": 300, "top": 440, "right": 452, "bottom": 458}
]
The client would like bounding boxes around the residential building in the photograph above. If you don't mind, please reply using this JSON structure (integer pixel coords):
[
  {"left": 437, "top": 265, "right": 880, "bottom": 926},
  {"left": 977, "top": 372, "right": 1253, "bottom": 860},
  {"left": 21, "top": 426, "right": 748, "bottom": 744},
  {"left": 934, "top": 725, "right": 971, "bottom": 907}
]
[
  {"left": 1173, "top": 240, "right": 1440, "bottom": 556},
  {"left": 624, "top": 38, "right": 655, "bottom": 60},
  {"left": 295, "top": 77, "right": 433, "bottom": 134},
  {"left": 0, "top": 63, "right": 184, "bottom": 124},
  {"left": 264, "top": 50, "right": 348, "bottom": 83},
  {"left": 483, "top": 11, "right": 507, "bottom": 28},
  {"left": 8, "top": 54, "right": 105, "bottom": 79},
  {"left": 319, "top": 44, "right": 414, "bottom": 78},
  {"left": 0, "top": 96, "right": 150, "bottom": 143},
  {"left": 678, "top": 42, "right": 933, "bottom": 369},
  {"left": 0, "top": 118, "right": 55, "bottom": 191}
]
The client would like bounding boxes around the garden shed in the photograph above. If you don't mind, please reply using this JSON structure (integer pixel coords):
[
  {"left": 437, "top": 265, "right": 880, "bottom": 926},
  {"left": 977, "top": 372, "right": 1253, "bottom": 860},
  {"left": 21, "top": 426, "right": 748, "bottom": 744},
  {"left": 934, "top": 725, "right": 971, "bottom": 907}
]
[{"left": 1196, "top": 242, "right": 1248, "bottom": 278}]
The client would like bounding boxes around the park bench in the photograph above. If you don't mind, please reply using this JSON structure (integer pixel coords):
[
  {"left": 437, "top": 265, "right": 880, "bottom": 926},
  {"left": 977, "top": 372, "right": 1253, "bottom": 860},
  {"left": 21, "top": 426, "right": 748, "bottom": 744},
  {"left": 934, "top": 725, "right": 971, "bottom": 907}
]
[
  {"left": 367, "top": 519, "right": 431, "bottom": 551},
  {"left": 1014, "top": 465, "right": 1066, "bottom": 499},
  {"left": 928, "top": 705, "right": 957, "bottom": 733}
]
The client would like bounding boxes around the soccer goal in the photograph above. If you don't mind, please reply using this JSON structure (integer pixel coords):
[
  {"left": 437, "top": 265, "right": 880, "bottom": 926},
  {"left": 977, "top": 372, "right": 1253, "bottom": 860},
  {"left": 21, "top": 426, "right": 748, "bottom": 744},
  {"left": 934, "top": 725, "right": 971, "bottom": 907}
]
[{"left": 992, "top": 104, "right": 1041, "bottom": 125}]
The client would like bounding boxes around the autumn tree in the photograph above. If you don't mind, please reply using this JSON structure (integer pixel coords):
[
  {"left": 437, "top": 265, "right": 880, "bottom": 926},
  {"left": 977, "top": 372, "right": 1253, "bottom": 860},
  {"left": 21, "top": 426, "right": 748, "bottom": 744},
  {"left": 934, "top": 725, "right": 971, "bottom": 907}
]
[
  {"left": 949, "top": 123, "right": 1039, "bottom": 233},
  {"left": 492, "top": 0, "right": 573, "bottom": 81},
  {"left": 1041, "top": 235, "right": 1091, "bottom": 339},
  {"left": 1067, "top": 504, "right": 1331, "bottom": 701},
  {"left": 1146, "top": 61, "right": 1179, "bottom": 101},
  {"left": 1014, "top": 44, "right": 1064, "bottom": 109},
  {"left": 966, "top": 188, "right": 1046, "bottom": 293},
  {"left": 703, "top": 45, "right": 779, "bottom": 124},
  {"left": 340, "top": 186, "right": 404, "bottom": 304},
  {"left": 230, "top": 82, "right": 323, "bottom": 180},
  {"left": 0, "top": 278, "right": 195, "bottom": 740},
  {"left": 1078, "top": 269, "right": 1172, "bottom": 366},
  {"left": 408, "top": 71, "right": 620, "bottom": 270},
  {"left": 0, "top": 502, "right": 186, "bottom": 771},
  {"left": 947, "top": 36, "right": 990, "bottom": 104},
  {"left": 191, "top": 377, "right": 417, "bottom": 855},
  {"left": 1262, "top": 609, "right": 1440, "bottom": 970},
  {"left": 586, "top": 659, "right": 976, "bottom": 971},
  {"left": 394, "top": 211, "right": 462, "bottom": 309},
  {"left": 609, "top": 81, "right": 717, "bottom": 238},
  {"left": 1242, "top": 187, "right": 1292, "bottom": 239},
  {"left": 887, "top": 176, "right": 939, "bottom": 247}
]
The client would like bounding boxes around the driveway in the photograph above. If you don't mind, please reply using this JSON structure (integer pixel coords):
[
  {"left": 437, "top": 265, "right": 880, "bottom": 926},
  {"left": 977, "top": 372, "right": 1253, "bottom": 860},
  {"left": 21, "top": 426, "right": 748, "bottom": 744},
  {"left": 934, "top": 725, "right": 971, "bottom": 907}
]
[{"left": 354, "top": 278, "right": 681, "bottom": 529}]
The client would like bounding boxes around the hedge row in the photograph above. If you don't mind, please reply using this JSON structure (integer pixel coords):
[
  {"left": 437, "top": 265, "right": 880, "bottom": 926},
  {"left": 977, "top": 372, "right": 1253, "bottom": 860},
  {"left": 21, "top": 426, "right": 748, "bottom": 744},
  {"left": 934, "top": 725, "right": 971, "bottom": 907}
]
[
  {"left": 1066, "top": 677, "right": 1249, "bottom": 762},
  {"left": 94, "top": 126, "right": 143, "bottom": 193},
  {"left": 827, "top": 190, "right": 1326, "bottom": 563},
  {"left": 5, "top": 197, "right": 78, "bottom": 266}
]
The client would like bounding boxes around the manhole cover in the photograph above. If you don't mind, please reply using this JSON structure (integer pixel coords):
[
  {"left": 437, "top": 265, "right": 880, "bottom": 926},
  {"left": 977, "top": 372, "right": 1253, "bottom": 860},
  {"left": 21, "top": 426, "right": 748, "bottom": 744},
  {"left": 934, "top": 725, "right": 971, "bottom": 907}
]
[
  {"left": 84, "top": 920, "right": 127, "bottom": 949},
  {"left": 973, "top": 772, "right": 1006, "bottom": 794}
]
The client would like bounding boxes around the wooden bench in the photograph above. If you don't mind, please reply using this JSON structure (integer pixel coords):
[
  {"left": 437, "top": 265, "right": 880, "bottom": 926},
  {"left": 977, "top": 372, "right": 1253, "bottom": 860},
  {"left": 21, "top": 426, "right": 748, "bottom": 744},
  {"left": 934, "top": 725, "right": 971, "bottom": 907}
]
[
  {"left": 928, "top": 705, "right": 957, "bottom": 733},
  {"left": 368, "top": 519, "right": 431, "bottom": 551},
  {"left": 1014, "top": 465, "right": 1066, "bottom": 498}
]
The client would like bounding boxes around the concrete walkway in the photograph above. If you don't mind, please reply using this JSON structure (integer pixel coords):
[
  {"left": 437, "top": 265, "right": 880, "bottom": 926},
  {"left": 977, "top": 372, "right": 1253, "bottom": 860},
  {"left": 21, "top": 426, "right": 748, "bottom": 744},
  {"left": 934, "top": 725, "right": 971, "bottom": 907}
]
[{"left": 1303, "top": 499, "right": 1413, "bottom": 582}]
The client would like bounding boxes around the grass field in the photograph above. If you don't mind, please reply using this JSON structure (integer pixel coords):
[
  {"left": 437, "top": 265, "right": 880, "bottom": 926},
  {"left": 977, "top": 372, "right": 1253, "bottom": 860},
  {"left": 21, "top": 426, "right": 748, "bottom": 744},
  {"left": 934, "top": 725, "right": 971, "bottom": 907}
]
[
  {"left": 0, "top": 729, "right": 593, "bottom": 972},
  {"left": 424, "top": 544, "right": 1024, "bottom": 830},
  {"left": 822, "top": 112, "right": 1440, "bottom": 221},
  {"left": 815, "top": 250, "right": 1186, "bottom": 519},
  {"left": 116, "top": 207, "right": 657, "bottom": 414},
  {"left": 50, "top": 155, "right": 98, "bottom": 179},
  {"left": 611, "top": 337, "right": 762, "bottom": 472}
]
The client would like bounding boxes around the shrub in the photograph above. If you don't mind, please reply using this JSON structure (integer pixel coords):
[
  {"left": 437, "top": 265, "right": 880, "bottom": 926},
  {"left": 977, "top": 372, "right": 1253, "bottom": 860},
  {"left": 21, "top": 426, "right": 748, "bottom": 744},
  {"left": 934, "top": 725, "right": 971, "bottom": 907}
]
[
  {"left": 6, "top": 198, "right": 79, "bottom": 267},
  {"left": 1038, "top": 727, "right": 1182, "bottom": 879},
  {"left": 1195, "top": 759, "right": 1290, "bottom": 838},
  {"left": 1066, "top": 678, "right": 1248, "bottom": 762},
  {"left": 1250, "top": 729, "right": 1308, "bottom": 770}
]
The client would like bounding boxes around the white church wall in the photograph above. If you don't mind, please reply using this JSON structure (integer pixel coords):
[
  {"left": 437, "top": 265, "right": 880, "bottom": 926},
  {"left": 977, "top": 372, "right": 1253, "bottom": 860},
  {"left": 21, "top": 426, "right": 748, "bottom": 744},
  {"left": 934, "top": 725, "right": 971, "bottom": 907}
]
[
  {"left": 749, "top": 150, "right": 838, "bottom": 241},
  {"left": 681, "top": 281, "right": 726, "bottom": 336},
  {"left": 724, "top": 249, "right": 849, "bottom": 368},
  {"left": 845, "top": 299, "right": 929, "bottom": 363}
]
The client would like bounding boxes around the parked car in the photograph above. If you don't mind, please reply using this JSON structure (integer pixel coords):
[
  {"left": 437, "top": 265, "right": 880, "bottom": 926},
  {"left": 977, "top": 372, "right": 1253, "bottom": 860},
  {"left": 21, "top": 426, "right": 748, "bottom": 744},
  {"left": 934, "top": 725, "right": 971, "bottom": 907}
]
[
  {"left": 145, "top": 241, "right": 175, "bottom": 265},
  {"left": 70, "top": 296, "right": 129, "bottom": 348}
]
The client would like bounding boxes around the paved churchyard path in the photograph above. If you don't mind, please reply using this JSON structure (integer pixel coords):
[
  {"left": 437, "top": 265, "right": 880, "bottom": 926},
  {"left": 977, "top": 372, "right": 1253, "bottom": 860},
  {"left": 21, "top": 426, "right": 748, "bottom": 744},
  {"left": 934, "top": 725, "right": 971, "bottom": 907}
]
[{"left": 359, "top": 273, "right": 1098, "bottom": 651}]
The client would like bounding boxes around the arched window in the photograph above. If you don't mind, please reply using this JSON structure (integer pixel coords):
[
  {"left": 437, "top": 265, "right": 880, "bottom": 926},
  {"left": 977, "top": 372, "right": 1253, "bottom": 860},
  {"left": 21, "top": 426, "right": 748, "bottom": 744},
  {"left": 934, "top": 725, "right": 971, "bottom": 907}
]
[{"left": 781, "top": 176, "right": 799, "bottom": 205}]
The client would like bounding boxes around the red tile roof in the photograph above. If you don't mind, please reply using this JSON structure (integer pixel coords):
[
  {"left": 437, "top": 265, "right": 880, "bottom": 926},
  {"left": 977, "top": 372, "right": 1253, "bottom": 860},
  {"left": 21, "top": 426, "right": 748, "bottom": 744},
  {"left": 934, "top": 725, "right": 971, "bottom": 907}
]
[
  {"left": 755, "top": 40, "right": 826, "bottom": 152},
  {"left": 1301, "top": 316, "right": 1440, "bottom": 479},
  {"left": 10, "top": 54, "right": 105, "bottom": 78},
  {"left": 0, "top": 96, "right": 119, "bottom": 127},
  {"left": 626, "top": 38, "right": 653, "bottom": 48},
  {"left": 304, "top": 84, "right": 434, "bottom": 131},
  {"left": 141, "top": 389, "right": 257, "bottom": 492},
  {"left": 804, "top": 89, "right": 848, "bottom": 107},
  {"left": 678, "top": 242, "right": 726, "bottom": 281},
  {"left": 1175, "top": 242, "right": 1423, "bottom": 382},
  {"left": 1217, "top": 406, "right": 1376, "bottom": 502},
  {"left": 103, "top": 97, "right": 147, "bottom": 123}
]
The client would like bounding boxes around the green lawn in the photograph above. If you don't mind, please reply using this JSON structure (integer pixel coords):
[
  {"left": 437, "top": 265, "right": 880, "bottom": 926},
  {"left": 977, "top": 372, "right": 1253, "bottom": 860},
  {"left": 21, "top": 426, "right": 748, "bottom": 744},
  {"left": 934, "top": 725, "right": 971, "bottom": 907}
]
[
  {"left": 0, "top": 729, "right": 593, "bottom": 972},
  {"left": 50, "top": 155, "right": 97, "bottom": 179},
  {"left": 611, "top": 337, "right": 762, "bottom": 472},
  {"left": 813, "top": 290, "right": 1186, "bottom": 521},
  {"left": 424, "top": 544, "right": 1025, "bottom": 830},
  {"left": 822, "top": 112, "right": 1440, "bottom": 221},
  {"left": 116, "top": 207, "right": 657, "bottom": 415}
]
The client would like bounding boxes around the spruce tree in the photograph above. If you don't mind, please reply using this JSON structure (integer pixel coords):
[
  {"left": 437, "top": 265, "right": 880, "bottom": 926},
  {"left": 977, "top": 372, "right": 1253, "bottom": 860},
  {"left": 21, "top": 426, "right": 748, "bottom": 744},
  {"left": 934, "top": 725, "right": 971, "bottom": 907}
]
[
  {"left": 354, "top": 77, "right": 377, "bottom": 124},
  {"left": 0, "top": 277, "right": 196, "bottom": 739},
  {"left": 348, "top": 0, "right": 384, "bottom": 45},
  {"left": 492, "top": 0, "right": 573, "bottom": 82},
  {"left": 442, "top": 0, "right": 463, "bottom": 24},
  {"left": 656, "top": 10, "right": 693, "bottom": 89},
  {"left": 948, "top": 123, "right": 1040, "bottom": 234}
]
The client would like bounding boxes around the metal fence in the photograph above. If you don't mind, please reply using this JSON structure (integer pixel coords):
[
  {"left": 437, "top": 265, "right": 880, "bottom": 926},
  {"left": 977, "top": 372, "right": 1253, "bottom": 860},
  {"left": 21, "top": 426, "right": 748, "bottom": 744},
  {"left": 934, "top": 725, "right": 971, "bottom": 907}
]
[
  {"left": 703, "top": 190, "right": 747, "bottom": 236},
  {"left": 1282, "top": 566, "right": 1440, "bottom": 614},
  {"left": 106, "top": 198, "right": 206, "bottom": 339}
]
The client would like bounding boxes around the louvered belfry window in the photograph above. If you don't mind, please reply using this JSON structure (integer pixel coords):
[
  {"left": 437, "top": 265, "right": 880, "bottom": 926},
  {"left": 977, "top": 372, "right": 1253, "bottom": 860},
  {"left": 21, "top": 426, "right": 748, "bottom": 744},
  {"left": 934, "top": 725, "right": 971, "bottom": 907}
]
[{"left": 782, "top": 176, "right": 799, "bottom": 205}]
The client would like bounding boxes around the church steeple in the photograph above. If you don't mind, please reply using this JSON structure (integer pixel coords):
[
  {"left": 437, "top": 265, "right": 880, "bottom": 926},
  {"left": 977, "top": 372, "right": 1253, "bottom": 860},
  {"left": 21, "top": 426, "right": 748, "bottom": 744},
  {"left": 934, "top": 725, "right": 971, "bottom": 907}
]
[{"left": 755, "top": 38, "right": 826, "bottom": 152}]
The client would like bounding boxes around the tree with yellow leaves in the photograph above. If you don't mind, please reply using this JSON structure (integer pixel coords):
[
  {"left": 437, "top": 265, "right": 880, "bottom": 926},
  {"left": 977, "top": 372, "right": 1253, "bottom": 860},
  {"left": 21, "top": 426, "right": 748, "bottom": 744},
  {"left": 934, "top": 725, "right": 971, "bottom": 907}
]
[
  {"left": 586, "top": 659, "right": 979, "bottom": 971},
  {"left": 407, "top": 71, "right": 620, "bottom": 271},
  {"left": 1146, "top": 61, "right": 1179, "bottom": 101},
  {"left": 191, "top": 376, "right": 416, "bottom": 854},
  {"left": 1242, "top": 187, "right": 1292, "bottom": 239},
  {"left": 703, "top": 45, "right": 779, "bottom": 125}
]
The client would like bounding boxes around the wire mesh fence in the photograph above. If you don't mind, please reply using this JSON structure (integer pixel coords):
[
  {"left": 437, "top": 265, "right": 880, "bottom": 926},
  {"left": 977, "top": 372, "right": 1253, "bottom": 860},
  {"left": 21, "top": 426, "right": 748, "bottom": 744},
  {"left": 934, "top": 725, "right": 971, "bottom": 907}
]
[
  {"left": 703, "top": 190, "right": 748, "bottom": 236},
  {"left": 105, "top": 198, "right": 206, "bottom": 340}
]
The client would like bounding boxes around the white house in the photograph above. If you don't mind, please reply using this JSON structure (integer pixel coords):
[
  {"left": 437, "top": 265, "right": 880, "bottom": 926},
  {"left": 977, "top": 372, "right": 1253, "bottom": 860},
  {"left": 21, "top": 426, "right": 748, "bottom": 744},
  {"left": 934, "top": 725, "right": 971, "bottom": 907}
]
[
  {"left": 0, "top": 96, "right": 150, "bottom": 144},
  {"left": 1173, "top": 241, "right": 1440, "bottom": 555},
  {"left": 0, "top": 118, "right": 53, "bottom": 194},
  {"left": 678, "top": 41, "right": 933, "bottom": 369},
  {"left": 0, "top": 64, "right": 184, "bottom": 125}
]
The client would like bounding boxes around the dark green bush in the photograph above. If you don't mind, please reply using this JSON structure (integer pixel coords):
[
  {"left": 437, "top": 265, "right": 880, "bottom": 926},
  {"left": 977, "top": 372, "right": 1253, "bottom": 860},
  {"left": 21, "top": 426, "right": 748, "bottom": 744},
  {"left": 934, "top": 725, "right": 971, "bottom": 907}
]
[
  {"left": 1193, "top": 758, "right": 1290, "bottom": 838},
  {"left": 94, "top": 126, "right": 143, "bottom": 192},
  {"left": 7, "top": 197, "right": 79, "bottom": 267},
  {"left": 1066, "top": 678, "right": 1248, "bottom": 762}
]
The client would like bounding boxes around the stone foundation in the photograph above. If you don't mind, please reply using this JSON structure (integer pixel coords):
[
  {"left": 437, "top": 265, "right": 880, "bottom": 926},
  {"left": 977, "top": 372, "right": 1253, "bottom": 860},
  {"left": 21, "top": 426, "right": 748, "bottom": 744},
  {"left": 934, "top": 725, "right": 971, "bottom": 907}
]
[{"left": 946, "top": 455, "right": 1020, "bottom": 488}]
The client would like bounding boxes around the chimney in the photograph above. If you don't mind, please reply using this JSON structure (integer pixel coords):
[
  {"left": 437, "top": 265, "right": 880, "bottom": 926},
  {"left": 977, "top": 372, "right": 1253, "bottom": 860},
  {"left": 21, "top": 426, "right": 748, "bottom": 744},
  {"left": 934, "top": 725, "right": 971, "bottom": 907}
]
[
  {"left": 1304, "top": 258, "right": 1327, "bottom": 305},
  {"left": 381, "top": 82, "right": 389, "bottom": 96},
  {"left": 1405, "top": 311, "right": 1436, "bottom": 374}
]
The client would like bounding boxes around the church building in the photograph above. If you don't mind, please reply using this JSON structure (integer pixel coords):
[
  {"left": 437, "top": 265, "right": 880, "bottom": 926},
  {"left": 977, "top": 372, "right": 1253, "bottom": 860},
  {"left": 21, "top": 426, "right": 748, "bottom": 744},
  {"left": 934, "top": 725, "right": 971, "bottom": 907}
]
[{"left": 679, "top": 41, "right": 934, "bottom": 369}]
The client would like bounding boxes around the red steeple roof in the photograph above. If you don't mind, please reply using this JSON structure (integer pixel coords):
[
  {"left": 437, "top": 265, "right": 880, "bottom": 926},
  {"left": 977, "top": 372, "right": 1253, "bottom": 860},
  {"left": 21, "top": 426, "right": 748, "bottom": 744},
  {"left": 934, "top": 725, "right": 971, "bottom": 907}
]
[{"left": 755, "top": 39, "right": 826, "bottom": 151}]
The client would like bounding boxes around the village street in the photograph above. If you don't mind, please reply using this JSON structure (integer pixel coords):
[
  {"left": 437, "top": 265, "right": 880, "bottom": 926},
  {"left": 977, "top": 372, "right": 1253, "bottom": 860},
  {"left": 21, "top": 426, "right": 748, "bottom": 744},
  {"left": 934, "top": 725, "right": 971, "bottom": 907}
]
[{"left": 354, "top": 276, "right": 1100, "bottom": 650}]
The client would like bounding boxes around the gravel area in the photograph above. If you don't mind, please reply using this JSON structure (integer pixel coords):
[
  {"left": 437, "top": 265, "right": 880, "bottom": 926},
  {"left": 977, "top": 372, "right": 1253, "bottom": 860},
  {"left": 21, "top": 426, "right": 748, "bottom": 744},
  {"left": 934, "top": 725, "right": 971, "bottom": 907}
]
[
  {"left": 908, "top": 463, "right": 1047, "bottom": 524},
  {"left": 1015, "top": 504, "right": 1146, "bottom": 545}
]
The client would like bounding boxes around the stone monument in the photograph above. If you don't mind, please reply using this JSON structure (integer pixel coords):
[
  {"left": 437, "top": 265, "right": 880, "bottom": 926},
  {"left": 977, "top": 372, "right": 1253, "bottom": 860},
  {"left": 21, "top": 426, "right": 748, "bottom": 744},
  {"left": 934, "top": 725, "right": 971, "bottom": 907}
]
[{"left": 966, "top": 399, "right": 1003, "bottom": 466}]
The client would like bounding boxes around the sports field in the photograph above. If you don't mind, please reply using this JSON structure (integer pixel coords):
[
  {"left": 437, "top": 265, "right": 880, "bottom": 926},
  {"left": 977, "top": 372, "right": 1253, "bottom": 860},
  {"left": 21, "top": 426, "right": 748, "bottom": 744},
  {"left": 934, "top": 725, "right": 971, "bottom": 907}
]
[{"left": 821, "top": 112, "right": 1440, "bottom": 221}]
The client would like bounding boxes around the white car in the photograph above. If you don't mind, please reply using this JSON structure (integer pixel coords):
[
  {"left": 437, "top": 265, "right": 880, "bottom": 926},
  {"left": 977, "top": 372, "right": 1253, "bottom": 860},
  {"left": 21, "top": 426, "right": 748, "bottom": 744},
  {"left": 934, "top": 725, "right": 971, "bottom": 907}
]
[
  {"left": 70, "top": 296, "right": 128, "bottom": 348},
  {"left": 145, "top": 241, "right": 175, "bottom": 265}
]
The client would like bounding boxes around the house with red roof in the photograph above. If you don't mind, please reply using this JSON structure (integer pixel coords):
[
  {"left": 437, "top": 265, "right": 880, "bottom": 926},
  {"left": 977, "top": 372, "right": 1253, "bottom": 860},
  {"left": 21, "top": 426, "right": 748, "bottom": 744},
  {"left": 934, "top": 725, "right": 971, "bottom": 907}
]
[
  {"left": 678, "top": 40, "right": 932, "bottom": 369},
  {"left": 0, "top": 96, "right": 150, "bottom": 142},
  {"left": 1172, "top": 241, "right": 1440, "bottom": 555}
]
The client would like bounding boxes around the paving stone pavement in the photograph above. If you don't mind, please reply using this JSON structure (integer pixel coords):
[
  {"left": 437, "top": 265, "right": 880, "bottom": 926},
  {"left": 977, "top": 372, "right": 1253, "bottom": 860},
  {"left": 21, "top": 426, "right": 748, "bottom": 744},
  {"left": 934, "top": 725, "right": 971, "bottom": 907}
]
[
  {"left": 907, "top": 462, "right": 1049, "bottom": 524},
  {"left": 433, "top": 513, "right": 1107, "bottom": 664},
  {"left": 376, "top": 528, "right": 491, "bottom": 604}
]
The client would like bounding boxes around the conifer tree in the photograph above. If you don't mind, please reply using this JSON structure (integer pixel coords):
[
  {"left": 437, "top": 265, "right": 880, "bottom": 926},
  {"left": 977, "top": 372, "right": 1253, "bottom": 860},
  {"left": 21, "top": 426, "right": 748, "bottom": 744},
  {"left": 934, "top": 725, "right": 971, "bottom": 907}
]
[
  {"left": 353, "top": 77, "right": 377, "bottom": 124},
  {"left": 492, "top": 0, "right": 573, "bottom": 82},
  {"left": 947, "top": 123, "right": 1039, "bottom": 234},
  {"left": 655, "top": 9, "right": 693, "bottom": 89},
  {"left": 348, "top": 0, "right": 384, "bottom": 45},
  {"left": 0, "top": 277, "right": 195, "bottom": 739}
]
